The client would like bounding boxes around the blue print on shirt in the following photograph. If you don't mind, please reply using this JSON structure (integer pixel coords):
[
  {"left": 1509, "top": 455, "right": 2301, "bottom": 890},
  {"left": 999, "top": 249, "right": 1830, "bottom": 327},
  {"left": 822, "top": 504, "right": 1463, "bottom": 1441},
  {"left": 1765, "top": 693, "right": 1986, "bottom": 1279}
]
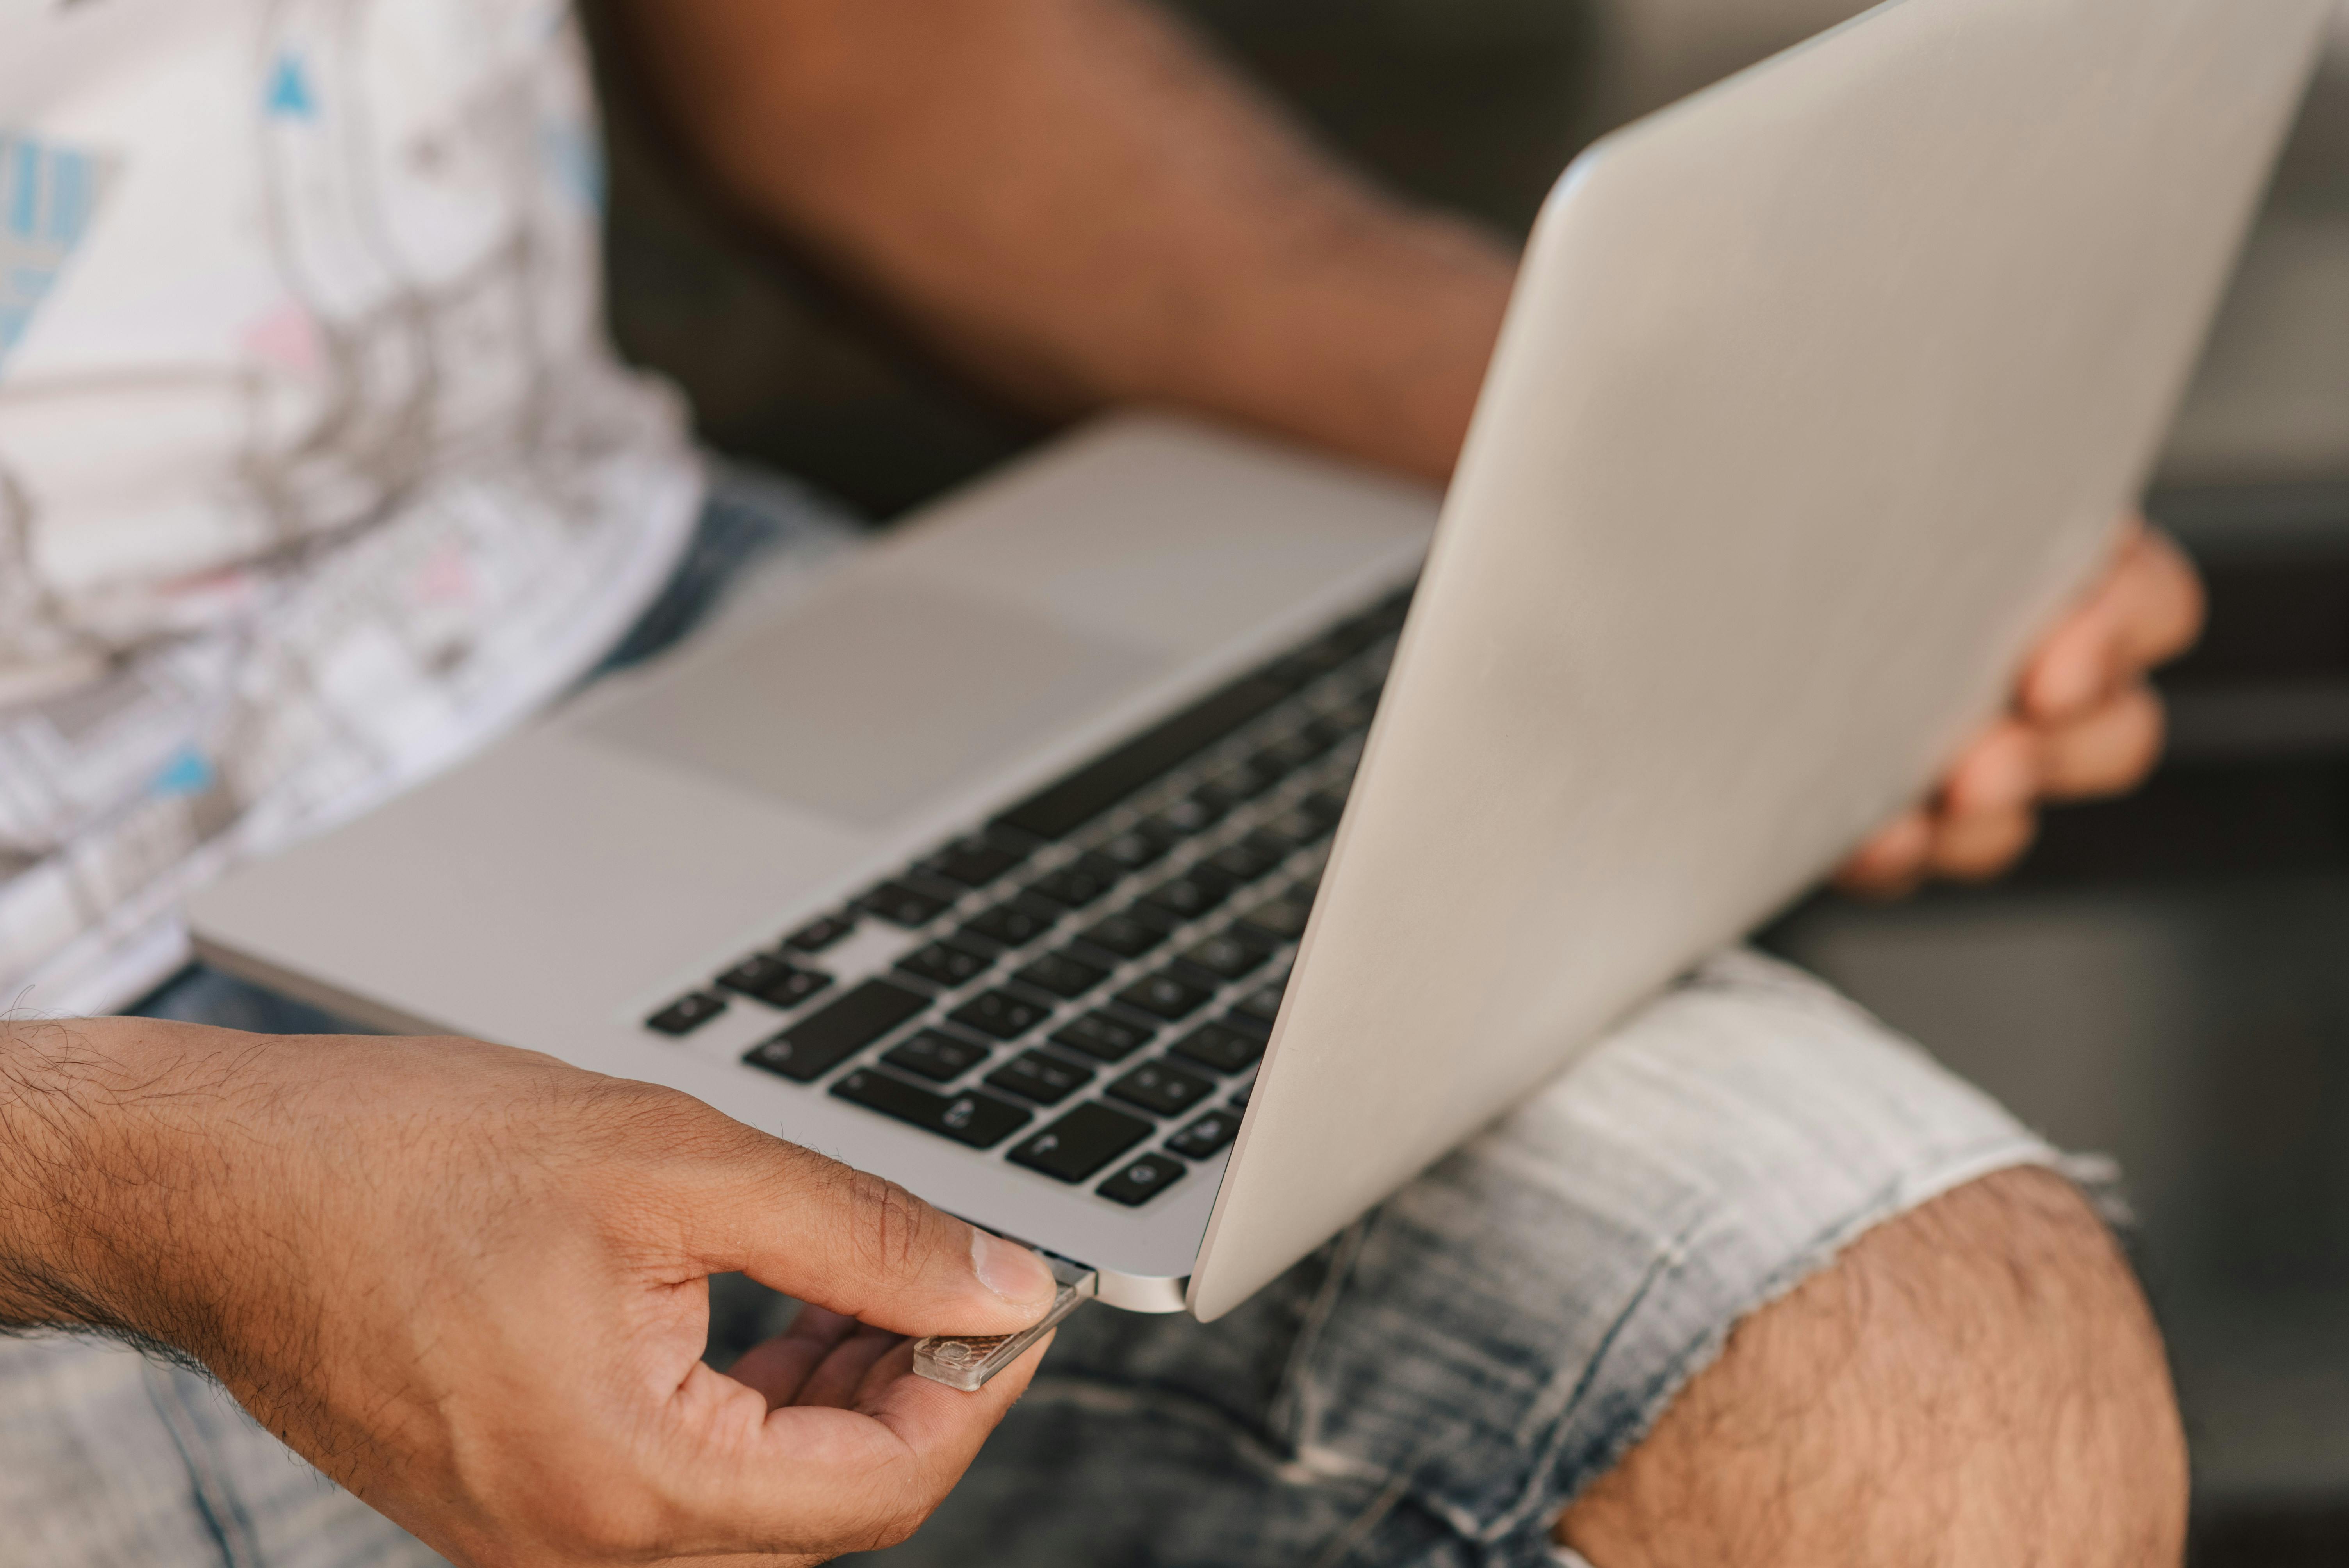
[
  {"left": 0, "top": 133, "right": 112, "bottom": 372},
  {"left": 266, "top": 53, "right": 317, "bottom": 120}
]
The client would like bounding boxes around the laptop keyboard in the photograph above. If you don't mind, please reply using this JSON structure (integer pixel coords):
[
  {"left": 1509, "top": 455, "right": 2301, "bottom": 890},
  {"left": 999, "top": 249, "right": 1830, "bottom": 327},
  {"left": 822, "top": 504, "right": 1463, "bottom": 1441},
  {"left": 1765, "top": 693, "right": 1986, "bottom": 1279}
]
[{"left": 642, "top": 584, "right": 1411, "bottom": 1208}]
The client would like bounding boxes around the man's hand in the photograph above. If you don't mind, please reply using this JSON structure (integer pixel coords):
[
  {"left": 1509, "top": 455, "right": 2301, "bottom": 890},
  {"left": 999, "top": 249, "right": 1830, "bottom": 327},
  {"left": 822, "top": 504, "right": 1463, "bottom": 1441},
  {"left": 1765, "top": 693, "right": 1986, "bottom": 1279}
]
[
  {"left": 0, "top": 1018, "right": 1061, "bottom": 1566},
  {"left": 1837, "top": 522, "right": 2206, "bottom": 895}
]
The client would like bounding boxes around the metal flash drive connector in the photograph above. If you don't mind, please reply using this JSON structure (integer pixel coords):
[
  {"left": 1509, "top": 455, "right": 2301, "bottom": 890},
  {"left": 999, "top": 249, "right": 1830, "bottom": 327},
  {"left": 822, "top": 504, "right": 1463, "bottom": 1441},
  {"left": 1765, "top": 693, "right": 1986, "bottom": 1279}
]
[{"left": 913, "top": 1254, "right": 1097, "bottom": 1391}]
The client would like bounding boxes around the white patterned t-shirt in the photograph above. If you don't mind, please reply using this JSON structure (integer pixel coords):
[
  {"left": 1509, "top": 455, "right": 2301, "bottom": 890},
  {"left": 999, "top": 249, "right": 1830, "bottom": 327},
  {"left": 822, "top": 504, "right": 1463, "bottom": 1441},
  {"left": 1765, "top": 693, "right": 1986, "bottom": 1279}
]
[{"left": 0, "top": 0, "right": 702, "bottom": 1012}]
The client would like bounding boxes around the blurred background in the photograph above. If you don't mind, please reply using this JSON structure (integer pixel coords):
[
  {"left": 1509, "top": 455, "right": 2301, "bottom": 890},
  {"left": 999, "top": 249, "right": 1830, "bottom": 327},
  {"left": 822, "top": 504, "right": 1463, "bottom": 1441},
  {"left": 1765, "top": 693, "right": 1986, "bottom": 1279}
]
[{"left": 585, "top": 3, "right": 2349, "bottom": 1560}]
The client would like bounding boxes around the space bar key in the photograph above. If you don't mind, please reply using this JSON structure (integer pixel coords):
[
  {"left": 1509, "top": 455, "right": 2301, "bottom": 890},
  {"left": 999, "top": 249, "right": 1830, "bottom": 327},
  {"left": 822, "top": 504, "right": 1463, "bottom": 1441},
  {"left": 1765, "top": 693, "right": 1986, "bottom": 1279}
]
[{"left": 743, "top": 979, "right": 929, "bottom": 1082}]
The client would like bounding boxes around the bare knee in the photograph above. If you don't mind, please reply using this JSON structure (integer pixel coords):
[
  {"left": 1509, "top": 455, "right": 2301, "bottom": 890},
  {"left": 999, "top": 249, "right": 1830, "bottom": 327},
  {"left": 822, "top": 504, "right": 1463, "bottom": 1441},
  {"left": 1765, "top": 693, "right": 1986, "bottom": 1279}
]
[{"left": 1557, "top": 1166, "right": 2187, "bottom": 1568}]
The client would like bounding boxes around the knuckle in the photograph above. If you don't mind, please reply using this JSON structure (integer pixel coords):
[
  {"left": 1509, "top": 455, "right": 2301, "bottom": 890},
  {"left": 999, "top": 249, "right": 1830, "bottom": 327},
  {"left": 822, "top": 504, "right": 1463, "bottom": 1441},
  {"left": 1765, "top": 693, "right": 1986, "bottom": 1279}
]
[
  {"left": 837, "top": 1167, "right": 938, "bottom": 1276},
  {"left": 583, "top": 1079, "right": 728, "bottom": 1157}
]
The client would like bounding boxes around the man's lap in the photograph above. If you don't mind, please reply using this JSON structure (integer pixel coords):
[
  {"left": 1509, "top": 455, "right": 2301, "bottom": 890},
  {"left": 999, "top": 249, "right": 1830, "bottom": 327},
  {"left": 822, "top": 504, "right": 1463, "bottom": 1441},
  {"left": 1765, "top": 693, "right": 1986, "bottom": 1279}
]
[
  {"left": 850, "top": 950, "right": 2053, "bottom": 1568},
  {"left": 3, "top": 946, "right": 2053, "bottom": 1567}
]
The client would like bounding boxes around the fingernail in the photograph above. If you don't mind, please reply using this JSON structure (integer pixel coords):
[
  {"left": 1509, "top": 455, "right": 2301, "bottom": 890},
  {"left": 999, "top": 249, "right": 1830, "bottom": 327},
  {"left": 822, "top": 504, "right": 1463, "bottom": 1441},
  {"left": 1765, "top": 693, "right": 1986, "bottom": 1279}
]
[{"left": 971, "top": 1229, "right": 1056, "bottom": 1308}]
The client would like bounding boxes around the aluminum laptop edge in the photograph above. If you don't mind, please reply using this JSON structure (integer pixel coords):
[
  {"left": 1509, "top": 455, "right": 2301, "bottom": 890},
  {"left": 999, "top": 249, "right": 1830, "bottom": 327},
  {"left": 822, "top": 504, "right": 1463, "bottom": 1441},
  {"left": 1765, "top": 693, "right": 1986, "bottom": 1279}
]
[{"left": 189, "top": 0, "right": 2329, "bottom": 1323}]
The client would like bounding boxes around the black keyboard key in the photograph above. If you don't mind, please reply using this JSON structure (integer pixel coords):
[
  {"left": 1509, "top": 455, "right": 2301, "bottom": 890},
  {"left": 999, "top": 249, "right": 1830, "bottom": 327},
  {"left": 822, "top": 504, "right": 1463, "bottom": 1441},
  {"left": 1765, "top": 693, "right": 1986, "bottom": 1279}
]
[
  {"left": 960, "top": 896, "right": 1063, "bottom": 949},
  {"left": 1152, "top": 795, "right": 1225, "bottom": 835},
  {"left": 1107, "top": 1060, "right": 1217, "bottom": 1116},
  {"left": 985, "top": 1050, "right": 1096, "bottom": 1105},
  {"left": 1023, "top": 855, "right": 1126, "bottom": 910},
  {"left": 1301, "top": 788, "right": 1350, "bottom": 825},
  {"left": 1139, "top": 868, "right": 1235, "bottom": 923},
  {"left": 1051, "top": 1012, "right": 1157, "bottom": 1062},
  {"left": 1326, "top": 695, "right": 1379, "bottom": 733},
  {"left": 1205, "top": 838, "right": 1285, "bottom": 884},
  {"left": 950, "top": 989, "right": 1053, "bottom": 1040},
  {"left": 1179, "top": 932, "right": 1271, "bottom": 982},
  {"left": 1169, "top": 1022, "right": 1266, "bottom": 1074},
  {"left": 1255, "top": 808, "right": 1331, "bottom": 852},
  {"left": 1222, "top": 1010, "right": 1273, "bottom": 1043},
  {"left": 717, "top": 953, "right": 798, "bottom": 998},
  {"left": 925, "top": 837, "right": 1027, "bottom": 887},
  {"left": 783, "top": 914, "right": 856, "bottom": 953},
  {"left": 1117, "top": 973, "right": 1215, "bottom": 1022},
  {"left": 1253, "top": 731, "right": 1322, "bottom": 777},
  {"left": 1015, "top": 951, "right": 1109, "bottom": 999},
  {"left": 1251, "top": 827, "right": 1308, "bottom": 860},
  {"left": 1093, "top": 826, "right": 1173, "bottom": 873},
  {"left": 1075, "top": 913, "right": 1171, "bottom": 960},
  {"left": 1009, "top": 1103, "right": 1155, "bottom": 1182},
  {"left": 1237, "top": 893, "right": 1314, "bottom": 943},
  {"left": 1098, "top": 1153, "right": 1188, "bottom": 1206},
  {"left": 883, "top": 1029, "right": 991, "bottom": 1081},
  {"left": 1126, "top": 898, "right": 1183, "bottom": 930},
  {"left": 860, "top": 881, "right": 954, "bottom": 928},
  {"left": 1212, "top": 759, "right": 1285, "bottom": 800},
  {"left": 1166, "top": 1107, "right": 1244, "bottom": 1159},
  {"left": 718, "top": 955, "right": 834, "bottom": 1009},
  {"left": 1293, "top": 719, "right": 1345, "bottom": 759},
  {"left": 1191, "top": 779, "right": 1248, "bottom": 816},
  {"left": 743, "top": 978, "right": 930, "bottom": 1082},
  {"left": 831, "top": 1069, "right": 1031, "bottom": 1148},
  {"left": 646, "top": 992, "right": 727, "bottom": 1036},
  {"left": 1233, "top": 982, "right": 1287, "bottom": 1029},
  {"left": 756, "top": 964, "right": 833, "bottom": 1009},
  {"left": 1229, "top": 1079, "right": 1255, "bottom": 1110},
  {"left": 995, "top": 674, "right": 1297, "bottom": 840},
  {"left": 897, "top": 941, "right": 994, "bottom": 989}
]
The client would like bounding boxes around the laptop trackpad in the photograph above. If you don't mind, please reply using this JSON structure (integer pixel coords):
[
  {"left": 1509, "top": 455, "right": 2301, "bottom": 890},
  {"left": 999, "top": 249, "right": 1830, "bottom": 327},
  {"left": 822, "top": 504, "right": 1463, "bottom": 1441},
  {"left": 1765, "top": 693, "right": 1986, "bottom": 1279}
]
[{"left": 583, "top": 581, "right": 1165, "bottom": 831}]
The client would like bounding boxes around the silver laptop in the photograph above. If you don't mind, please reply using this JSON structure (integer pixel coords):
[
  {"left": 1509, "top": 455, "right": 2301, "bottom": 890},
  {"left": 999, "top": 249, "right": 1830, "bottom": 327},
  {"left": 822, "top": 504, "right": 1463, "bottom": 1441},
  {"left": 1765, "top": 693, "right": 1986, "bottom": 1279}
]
[{"left": 189, "top": 0, "right": 2328, "bottom": 1326}]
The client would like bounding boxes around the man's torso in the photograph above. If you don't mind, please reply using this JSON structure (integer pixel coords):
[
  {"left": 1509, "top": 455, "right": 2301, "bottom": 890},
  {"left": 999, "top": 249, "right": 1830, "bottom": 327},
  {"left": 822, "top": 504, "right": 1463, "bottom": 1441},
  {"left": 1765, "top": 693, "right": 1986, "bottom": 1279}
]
[{"left": 0, "top": 0, "right": 700, "bottom": 1010}]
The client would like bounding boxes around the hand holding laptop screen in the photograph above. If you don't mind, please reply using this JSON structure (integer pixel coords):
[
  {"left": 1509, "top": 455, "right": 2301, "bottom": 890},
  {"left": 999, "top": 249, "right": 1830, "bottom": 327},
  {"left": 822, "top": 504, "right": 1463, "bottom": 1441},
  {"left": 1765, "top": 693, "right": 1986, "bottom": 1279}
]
[
  {"left": 1838, "top": 520, "right": 2206, "bottom": 894},
  {"left": 0, "top": 1018, "right": 1059, "bottom": 1565}
]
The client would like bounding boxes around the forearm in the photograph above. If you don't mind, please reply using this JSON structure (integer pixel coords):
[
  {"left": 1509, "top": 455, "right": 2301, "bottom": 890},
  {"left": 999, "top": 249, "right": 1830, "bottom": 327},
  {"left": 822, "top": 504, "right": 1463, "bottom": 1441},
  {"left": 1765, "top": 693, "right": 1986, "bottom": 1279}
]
[
  {"left": 0, "top": 1016, "right": 237, "bottom": 1347},
  {"left": 615, "top": 0, "right": 1516, "bottom": 482}
]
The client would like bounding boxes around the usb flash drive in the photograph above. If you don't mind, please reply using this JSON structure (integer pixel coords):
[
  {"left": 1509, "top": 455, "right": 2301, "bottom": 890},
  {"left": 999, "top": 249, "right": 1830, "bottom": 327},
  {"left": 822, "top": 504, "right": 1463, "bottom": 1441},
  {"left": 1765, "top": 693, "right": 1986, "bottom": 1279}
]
[{"left": 913, "top": 1254, "right": 1098, "bottom": 1391}]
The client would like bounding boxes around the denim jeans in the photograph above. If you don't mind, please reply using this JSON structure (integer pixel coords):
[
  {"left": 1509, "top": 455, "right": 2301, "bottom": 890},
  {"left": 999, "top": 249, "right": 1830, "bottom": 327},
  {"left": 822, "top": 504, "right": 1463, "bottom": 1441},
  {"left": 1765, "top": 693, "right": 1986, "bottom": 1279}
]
[{"left": 0, "top": 477, "right": 2062, "bottom": 1568}]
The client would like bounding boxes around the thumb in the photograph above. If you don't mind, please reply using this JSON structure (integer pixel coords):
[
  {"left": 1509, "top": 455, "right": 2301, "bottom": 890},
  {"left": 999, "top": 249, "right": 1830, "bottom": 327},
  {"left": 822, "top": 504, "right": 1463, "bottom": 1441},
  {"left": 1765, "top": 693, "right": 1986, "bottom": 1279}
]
[{"left": 695, "top": 1136, "right": 1060, "bottom": 1339}]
